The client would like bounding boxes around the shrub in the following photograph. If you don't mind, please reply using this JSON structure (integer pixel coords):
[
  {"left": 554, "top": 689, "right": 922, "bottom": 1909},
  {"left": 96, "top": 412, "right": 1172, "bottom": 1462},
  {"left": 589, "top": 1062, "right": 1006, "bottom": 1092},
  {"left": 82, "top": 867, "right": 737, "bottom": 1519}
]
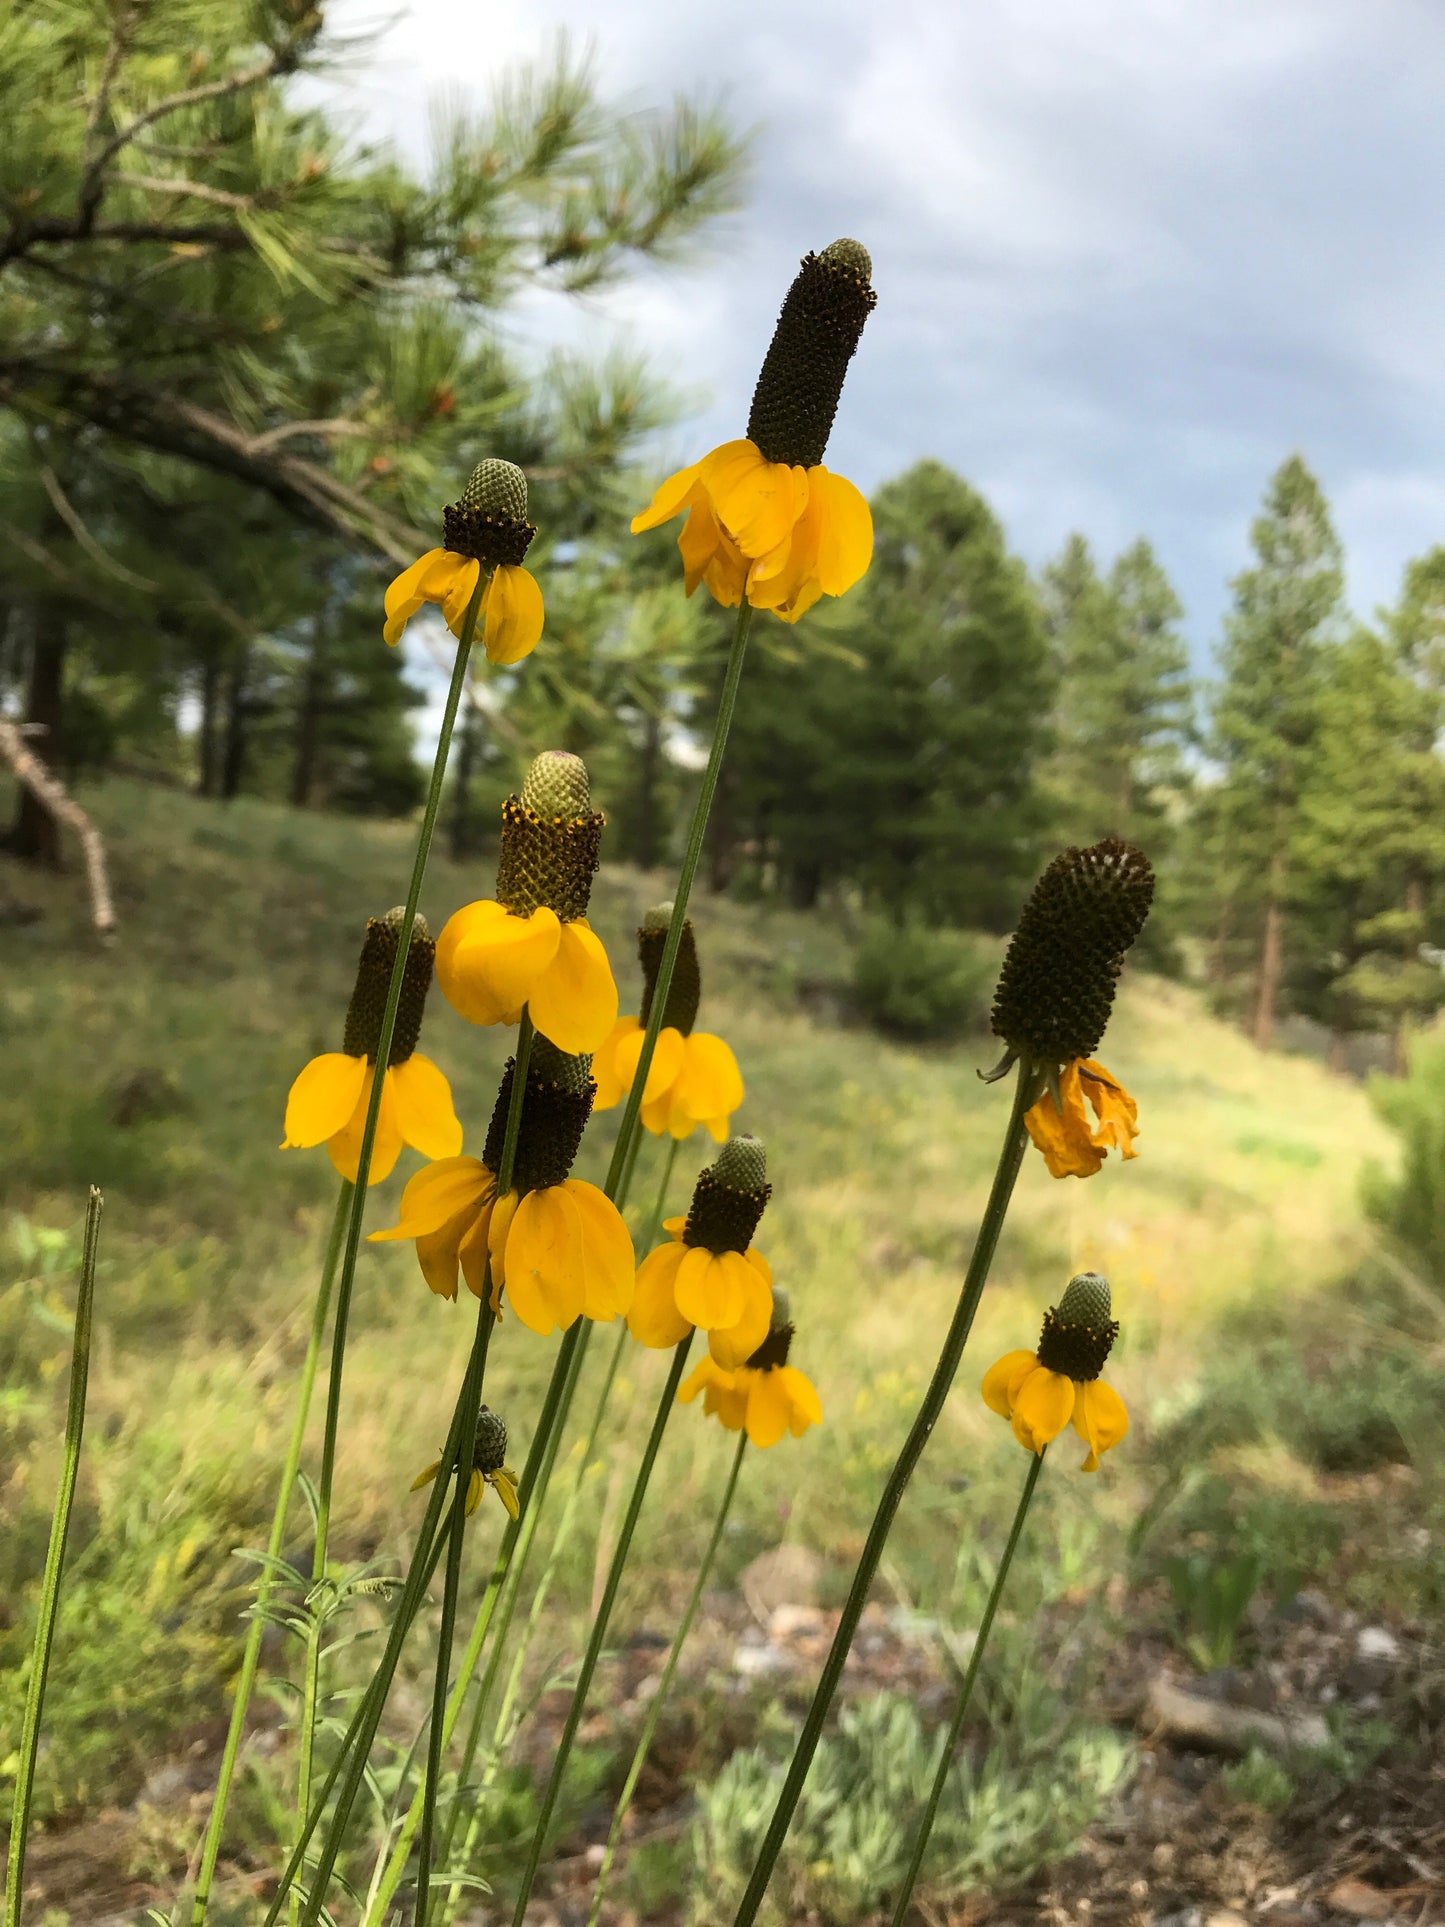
[
  {"left": 851, "top": 922, "right": 994, "bottom": 1041},
  {"left": 1364, "top": 1031, "right": 1445, "bottom": 1290}
]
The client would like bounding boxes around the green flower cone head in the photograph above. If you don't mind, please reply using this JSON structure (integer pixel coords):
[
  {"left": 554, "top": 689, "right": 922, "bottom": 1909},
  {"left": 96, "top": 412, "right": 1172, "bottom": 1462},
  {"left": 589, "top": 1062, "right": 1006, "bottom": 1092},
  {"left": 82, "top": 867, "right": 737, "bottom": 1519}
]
[
  {"left": 462, "top": 459, "right": 529, "bottom": 519},
  {"left": 341, "top": 908, "right": 434, "bottom": 1066},
  {"left": 473, "top": 1405, "right": 509, "bottom": 1475},
  {"left": 746, "top": 237, "right": 877, "bottom": 469},
  {"left": 495, "top": 752, "right": 604, "bottom": 921},
  {"left": 522, "top": 751, "right": 591, "bottom": 819},
  {"left": 683, "top": 1134, "right": 771, "bottom": 1254},
  {"left": 712, "top": 1133, "right": 767, "bottom": 1192},
  {"left": 643, "top": 901, "right": 674, "bottom": 932},
  {"left": 1036, "top": 1271, "right": 1119, "bottom": 1382}
]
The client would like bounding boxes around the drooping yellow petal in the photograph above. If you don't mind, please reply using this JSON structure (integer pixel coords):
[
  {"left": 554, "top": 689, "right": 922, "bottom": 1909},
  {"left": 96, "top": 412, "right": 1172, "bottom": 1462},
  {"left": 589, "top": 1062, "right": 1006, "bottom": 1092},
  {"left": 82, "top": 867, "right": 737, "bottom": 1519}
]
[
  {"left": 744, "top": 1368, "right": 793, "bottom": 1448},
  {"left": 778, "top": 1365, "right": 823, "bottom": 1437},
  {"left": 382, "top": 549, "right": 466, "bottom": 647},
  {"left": 603, "top": 1021, "right": 686, "bottom": 1109},
  {"left": 369, "top": 1156, "right": 493, "bottom": 1241},
  {"left": 458, "top": 1205, "right": 493, "bottom": 1301},
  {"left": 675, "top": 1032, "right": 744, "bottom": 1124},
  {"left": 981, "top": 1349, "right": 1041, "bottom": 1419},
  {"left": 707, "top": 1271, "right": 772, "bottom": 1369},
  {"left": 1079, "top": 1060, "right": 1139, "bottom": 1162},
  {"left": 465, "top": 1469, "right": 483, "bottom": 1515},
  {"left": 678, "top": 1355, "right": 747, "bottom": 1430},
  {"left": 565, "top": 1178, "right": 636, "bottom": 1322},
  {"left": 705, "top": 445, "right": 810, "bottom": 558},
  {"left": 591, "top": 1017, "right": 640, "bottom": 1110},
  {"left": 438, "top": 555, "right": 483, "bottom": 638},
  {"left": 1010, "top": 1365, "right": 1076, "bottom": 1454},
  {"left": 436, "top": 900, "right": 561, "bottom": 1029},
  {"left": 327, "top": 1063, "right": 404, "bottom": 1186},
  {"left": 492, "top": 1467, "right": 521, "bottom": 1520},
  {"left": 1071, "top": 1377, "right": 1129, "bottom": 1471},
  {"left": 628, "top": 1239, "right": 691, "bottom": 1348},
  {"left": 486, "top": 1189, "right": 519, "bottom": 1305},
  {"left": 282, "top": 1052, "right": 368, "bottom": 1149},
  {"left": 481, "top": 564, "right": 545, "bottom": 665},
  {"left": 630, "top": 459, "right": 706, "bottom": 534},
  {"left": 411, "top": 1458, "right": 442, "bottom": 1492},
  {"left": 528, "top": 919, "right": 618, "bottom": 1055},
  {"left": 1025, "top": 1064, "right": 1107, "bottom": 1180},
  {"left": 386, "top": 1054, "right": 463, "bottom": 1161},
  {"left": 673, "top": 1246, "right": 764, "bottom": 1332},
  {"left": 811, "top": 468, "right": 874, "bottom": 596},
  {"left": 500, "top": 1184, "right": 586, "bottom": 1336},
  {"left": 412, "top": 1205, "right": 475, "bottom": 1300}
]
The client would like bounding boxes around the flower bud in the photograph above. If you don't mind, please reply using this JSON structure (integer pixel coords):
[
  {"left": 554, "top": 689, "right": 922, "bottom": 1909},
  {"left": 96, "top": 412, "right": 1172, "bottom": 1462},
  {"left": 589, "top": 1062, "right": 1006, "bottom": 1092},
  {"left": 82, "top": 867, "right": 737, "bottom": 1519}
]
[
  {"left": 473, "top": 1404, "right": 510, "bottom": 1475},
  {"left": 683, "top": 1134, "right": 770, "bottom": 1255},
  {"left": 746, "top": 240, "right": 877, "bottom": 470},
  {"left": 1035, "top": 1271, "right": 1119, "bottom": 1381},
  {"left": 638, "top": 905, "right": 702, "bottom": 1036},
  {"left": 341, "top": 908, "right": 435, "bottom": 1065},
  {"left": 494, "top": 751, "right": 605, "bottom": 922},
  {"left": 990, "top": 839, "right": 1154, "bottom": 1067},
  {"left": 442, "top": 458, "right": 536, "bottom": 565}
]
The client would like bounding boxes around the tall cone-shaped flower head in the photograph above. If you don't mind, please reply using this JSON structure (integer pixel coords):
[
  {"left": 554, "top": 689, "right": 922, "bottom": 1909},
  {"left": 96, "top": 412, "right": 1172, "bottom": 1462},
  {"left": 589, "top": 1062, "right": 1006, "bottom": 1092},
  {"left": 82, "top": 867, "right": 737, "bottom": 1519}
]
[
  {"left": 628, "top": 1133, "right": 773, "bottom": 1361},
  {"left": 593, "top": 901, "right": 744, "bottom": 1141},
  {"left": 631, "top": 240, "right": 877, "bottom": 624},
  {"left": 281, "top": 908, "right": 462, "bottom": 1184},
  {"left": 981, "top": 1271, "right": 1128, "bottom": 1472},
  {"left": 383, "top": 457, "right": 544, "bottom": 663},
  {"left": 436, "top": 751, "right": 618, "bottom": 1054}
]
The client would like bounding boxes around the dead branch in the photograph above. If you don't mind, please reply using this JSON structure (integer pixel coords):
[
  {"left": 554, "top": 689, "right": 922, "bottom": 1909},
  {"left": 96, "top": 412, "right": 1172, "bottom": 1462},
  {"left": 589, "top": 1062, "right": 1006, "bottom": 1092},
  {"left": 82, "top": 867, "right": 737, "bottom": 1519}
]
[{"left": 0, "top": 721, "right": 118, "bottom": 940}]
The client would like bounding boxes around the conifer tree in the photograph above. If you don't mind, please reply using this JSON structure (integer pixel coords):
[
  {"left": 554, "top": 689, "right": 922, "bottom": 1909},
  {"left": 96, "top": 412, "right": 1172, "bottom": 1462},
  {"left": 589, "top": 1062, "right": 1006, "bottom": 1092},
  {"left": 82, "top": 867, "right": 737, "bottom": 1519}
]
[{"left": 1208, "top": 455, "right": 1344, "bottom": 1047}]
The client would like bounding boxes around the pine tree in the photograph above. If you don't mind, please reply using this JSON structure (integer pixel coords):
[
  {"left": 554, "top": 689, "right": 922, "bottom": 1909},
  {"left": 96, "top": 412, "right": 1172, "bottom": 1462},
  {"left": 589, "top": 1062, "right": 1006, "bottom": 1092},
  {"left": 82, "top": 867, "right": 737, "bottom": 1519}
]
[{"left": 1208, "top": 455, "right": 1345, "bottom": 1047}]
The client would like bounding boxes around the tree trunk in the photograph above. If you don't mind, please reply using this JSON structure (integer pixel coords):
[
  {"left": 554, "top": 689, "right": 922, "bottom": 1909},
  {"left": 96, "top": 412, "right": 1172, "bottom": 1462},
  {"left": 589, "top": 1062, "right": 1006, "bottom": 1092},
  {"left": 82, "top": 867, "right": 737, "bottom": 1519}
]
[
  {"left": 220, "top": 648, "right": 250, "bottom": 800},
  {"left": 1326, "top": 1030, "right": 1348, "bottom": 1074},
  {"left": 788, "top": 857, "right": 822, "bottom": 910},
  {"left": 197, "top": 656, "right": 222, "bottom": 796},
  {"left": 633, "top": 710, "right": 661, "bottom": 869},
  {"left": 1252, "top": 872, "right": 1285, "bottom": 1052},
  {"left": 449, "top": 698, "right": 478, "bottom": 862},
  {"left": 7, "top": 601, "right": 68, "bottom": 866}
]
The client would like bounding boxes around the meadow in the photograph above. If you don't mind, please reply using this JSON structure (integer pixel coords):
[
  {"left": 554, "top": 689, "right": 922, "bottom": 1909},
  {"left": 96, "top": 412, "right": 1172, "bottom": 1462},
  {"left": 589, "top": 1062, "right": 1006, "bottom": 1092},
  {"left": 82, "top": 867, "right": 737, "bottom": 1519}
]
[{"left": 2, "top": 777, "right": 1440, "bottom": 1925}]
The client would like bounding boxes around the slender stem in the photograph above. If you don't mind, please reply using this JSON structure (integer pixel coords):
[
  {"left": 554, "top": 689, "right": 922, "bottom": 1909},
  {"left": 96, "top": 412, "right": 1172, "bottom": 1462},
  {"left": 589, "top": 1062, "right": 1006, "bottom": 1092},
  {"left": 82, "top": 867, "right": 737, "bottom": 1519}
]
[
  {"left": 189, "top": 1181, "right": 349, "bottom": 1926},
  {"left": 602, "top": 600, "right": 753, "bottom": 1195},
  {"left": 643, "top": 1136, "right": 680, "bottom": 1248},
  {"left": 732, "top": 1063, "right": 1045, "bottom": 1927},
  {"left": 508, "top": 1334, "right": 694, "bottom": 1926},
  {"left": 588, "top": 1428, "right": 747, "bottom": 1926},
  {"left": 312, "top": 569, "right": 486, "bottom": 1578},
  {"left": 6, "top": 1187, "right": 102, "bottom": 1927},
  {"left": 887, "top": 1449, "right": 1046, "bottom": 1927}
]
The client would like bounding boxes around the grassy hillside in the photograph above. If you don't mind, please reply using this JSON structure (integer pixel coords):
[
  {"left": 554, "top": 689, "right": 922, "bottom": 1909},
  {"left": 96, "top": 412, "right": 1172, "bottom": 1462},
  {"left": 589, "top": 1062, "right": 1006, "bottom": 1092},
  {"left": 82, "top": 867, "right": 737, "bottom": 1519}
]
[{"left": 2, "top": 778, "right": 1431, "bottom": 1917}]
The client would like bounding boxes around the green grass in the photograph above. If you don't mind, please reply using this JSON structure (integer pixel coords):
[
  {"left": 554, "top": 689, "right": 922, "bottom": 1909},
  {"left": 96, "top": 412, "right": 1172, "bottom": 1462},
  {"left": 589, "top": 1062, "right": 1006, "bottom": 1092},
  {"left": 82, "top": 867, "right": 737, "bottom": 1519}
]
[{"left": 0, "top": 775, "right": 1432, "bottom": 1905}]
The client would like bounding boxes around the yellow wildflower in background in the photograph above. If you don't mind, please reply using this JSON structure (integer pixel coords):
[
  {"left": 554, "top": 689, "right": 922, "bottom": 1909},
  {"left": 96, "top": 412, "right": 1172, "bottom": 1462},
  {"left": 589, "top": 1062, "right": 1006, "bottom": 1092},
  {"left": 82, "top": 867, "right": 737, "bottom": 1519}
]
[
  {"left": 412, "top": 1406, "right": 521, "bottom": 1520},
  {"left": 982, "top": 1273, "right": 1128, "bottom": 1472},
  {"left": 281, "top": 909, "right": 461, "bottom": 1185},
  {"left": 679, "top": 1290, "right": 822, "bottom": 1447},
  {"left": 383, "top": 458, "right": 544, "bottom": 663},
  {"left": 628, "top": 1136, "right": 773, "bottom": 1364}
]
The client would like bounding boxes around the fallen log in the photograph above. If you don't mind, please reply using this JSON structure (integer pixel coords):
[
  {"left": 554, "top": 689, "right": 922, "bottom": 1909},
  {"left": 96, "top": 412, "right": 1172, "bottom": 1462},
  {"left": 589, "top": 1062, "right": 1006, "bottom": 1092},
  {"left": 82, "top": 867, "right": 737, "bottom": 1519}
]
[{"left": 0, "top": 720, "right": 117, "bottom": 940}]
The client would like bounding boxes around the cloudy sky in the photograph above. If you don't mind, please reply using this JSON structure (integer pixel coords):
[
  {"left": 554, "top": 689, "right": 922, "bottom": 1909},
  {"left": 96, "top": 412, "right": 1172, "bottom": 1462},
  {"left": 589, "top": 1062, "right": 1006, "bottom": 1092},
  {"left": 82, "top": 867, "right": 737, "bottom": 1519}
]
[{"left": 333, "top": 0, "right": 1445, "bottom": 665}]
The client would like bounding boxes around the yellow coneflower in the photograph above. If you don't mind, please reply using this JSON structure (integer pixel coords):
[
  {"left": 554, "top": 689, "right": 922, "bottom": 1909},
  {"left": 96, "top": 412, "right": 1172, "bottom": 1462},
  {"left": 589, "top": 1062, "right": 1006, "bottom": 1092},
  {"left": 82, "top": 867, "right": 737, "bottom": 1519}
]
[
  {"left": 412, "top": 1406, "right": 521, "bottom": 1520},
  {"left": 383, "top": 458, "right": 544, "bottom": 664},
  {"left": 594, "top": 905, "right": 743, "bottom": 1142},
  {"left": 631, "top": 242, "right": 877, "bottom": 624},
  {"left": 982, "top": 1272, "right": 1129, "bottom": 1472},
  {"left": 984, "top": 838, "right": 1155, "bottom": 1180},
  {"left": 281, "top": 909, "right": 461, "bottom": 1185},
  {"left": 628, "top": 1135, "right": 774, "bottom": 1365},
  {"left": 370, "top": 1039, "right": 633, "bottom": 1336},
  {"left": 679, "top": 1289, "right": 822, "bottom": 1447},
  {"left": 436, "top": 751, "right": 618, "bottom": 1056}
]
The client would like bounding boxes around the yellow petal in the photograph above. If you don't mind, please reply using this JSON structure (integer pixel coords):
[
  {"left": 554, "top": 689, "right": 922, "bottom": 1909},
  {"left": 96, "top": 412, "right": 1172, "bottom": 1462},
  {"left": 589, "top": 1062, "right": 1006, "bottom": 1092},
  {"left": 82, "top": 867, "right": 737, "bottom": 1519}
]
[
  {"left": 465, "top": 1469, "right": 483, "bottom": 1516},
  {"left": 627, "top": 1240, "right": 691, "bottom": 1348},
  {"left": 1010, "top": 1366, "right": 1076, "bottom": 1454},
  {"left": 1079, "top": 1060, "right": 1140, "bottom": 1162},
  {"left": 528, "top": 919, "right": 618, "bottom": 1055},
  {"left": 610, "top": 1023, "right": 686, "bottom": 1107},
  {"left": 326, "top": 1063, "right": 403, "bottom": 1186},
  {"left": 482, "top": 564, "right": 545, "bottom": 665},
  {"left": 630, "top": 459, "right": 705, "bottom": 534},
  {"left": 492, "top": 1468, "right": 521, "bottom": 1520},
  {"left": 566, "top": 1179, "right": 636, "bottom": 1322},
  {"left": 282, "top": 1053, "right": 367, "bottom": 1148},
  {"left": 811, "top": 468, "right": 874, "bottom": 596},
  {"left": 591, "top": 1017, "right": 640, "bottom": 1110},
  {"left": 705, "top": 444, "right": 809, "bottom": 557},
  {"left": 387, "top": 1054, "right": 463, "bottom": 1161},
  {"left": 369, "top": 1156, "right": 493, "bottom": 1240},
  {"left": 707, "top": 1275, "right": 772, "bottom": 1369},
  {"left": 487, "top": 1189, "right": 519, "bottom": 1291},
  {"left": 675, "top": 1033, "right": 744, "bottom": 1124},
  {"left": 676, "top": 486, "right": 725, "bottom": 595},
  {"left": 382, "top": 549, "right": 459, "bottom": 646},
  {"left": 744, "top": 1368, "right": 792, "bottom": 1448},
  {"left": 1071, "top": 1378, "right": 1129, "bottom": 1472},
  {"left": 500, "top": 1185, "right": 586, "bottom": 1335},
  {"left": 437, "top": 900, "right": 561, "bottom": 1029},
  {"left": 458, "top": 1204, "right": 494, "bottom": 1301},
  {"left": 410, "top": 1458, "right": 442, "bottom": 1492},
  {"left": 439, "top": 555, "right": 483, "bottom": 638},
  {"left": 678, "top": 1355, "right": 728, "bottom": 1404},
  {"left": 981, "top": 1350, "right": 1040, "bottom": 1419},
  {"left": 1025, "top": 1064, "right": 1106, "bottom": 1180},
  {"left": 778, "top": 1365, "right": 823, "bottom": 1436},
  {"left": 674, "top": 1246, "right": 746, "bottom": 1331},
  {"left": 412, "top": 1204, "right": 475, "bottom": 1300}
]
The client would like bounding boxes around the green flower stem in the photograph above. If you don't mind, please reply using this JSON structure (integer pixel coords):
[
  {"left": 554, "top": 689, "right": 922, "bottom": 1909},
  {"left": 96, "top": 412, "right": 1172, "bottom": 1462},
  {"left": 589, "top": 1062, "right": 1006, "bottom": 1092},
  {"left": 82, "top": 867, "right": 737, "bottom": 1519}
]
[
  {"left": 412, "top": 1016, "right": 534, "bottom": 1925},
  {"left": 602, "top": 600, "right": 753, "bottom": 1196},
  {"left": 6, "top": 1186, "right": 102, "bottom": 1927},
  {"left": 311, "top": 568, "right": 487, "bottom": 1581},
  {"left": 190, "top": 1181, "right": 349, "bottom": 1927},
  {"left": 508, "top": 1333, "right": 694, "bottom": 1926},
  {"left": 732, "top": 1062, "right": 1045, "bottom": 1927},
  {"left": 887, "top": 1448, "right": 1046, "bottom": 1927},
  {"left": 588, "top": 1426, "right": 747, "bottom": 1927}
]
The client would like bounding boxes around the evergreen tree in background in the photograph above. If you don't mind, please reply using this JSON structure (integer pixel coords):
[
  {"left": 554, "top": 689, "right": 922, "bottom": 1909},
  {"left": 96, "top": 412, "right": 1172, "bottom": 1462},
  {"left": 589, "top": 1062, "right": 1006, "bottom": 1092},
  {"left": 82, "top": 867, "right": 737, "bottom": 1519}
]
[{"left": 1206, "top": 455, "right": 1345, "bottom": 1048}]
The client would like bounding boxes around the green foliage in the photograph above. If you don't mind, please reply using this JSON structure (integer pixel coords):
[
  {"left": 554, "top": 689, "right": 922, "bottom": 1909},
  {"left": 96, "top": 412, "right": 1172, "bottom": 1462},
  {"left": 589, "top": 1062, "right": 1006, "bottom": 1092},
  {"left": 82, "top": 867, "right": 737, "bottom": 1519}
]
[
  {"left": 850, "top": 920, "right": 995, "bottom": 1040},
  {"left": 1165, "top": 1546, "right": 1267, "bottom": 1670},
  {"left": 1365, "top": 1032, "right": 1445, "bottom": 1285},
  {"left": 687, "top": 1692, "right": 1133, "bottom": 1925},
  {"left": 1222, "top": 1746, "right": 1296, "bottom": 1812}
]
